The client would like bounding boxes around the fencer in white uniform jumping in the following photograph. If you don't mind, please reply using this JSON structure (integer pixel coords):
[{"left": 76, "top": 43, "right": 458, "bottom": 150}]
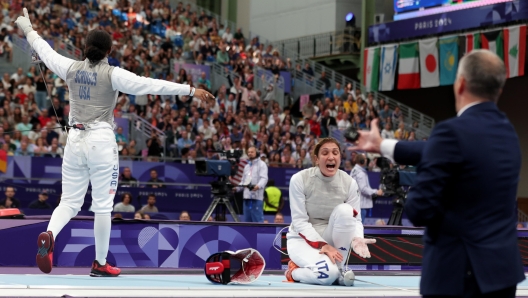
[
  {"left": 285, "top": 138, "right": 376, "bottom": 286},
  {"left": 15, "top": 8, "right": 214, "bottom": 276}
]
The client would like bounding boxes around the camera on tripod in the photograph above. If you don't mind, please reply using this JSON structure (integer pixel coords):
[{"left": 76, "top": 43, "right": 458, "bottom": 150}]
[
  {"left": 376, "top": 157, "right": 416, "bottom": 225},
  {"left": 194, "top": 149, "right": 243, "bottom": 195},
  {"left": 194, "top": 149, "right": 243, "bottom": 222}
]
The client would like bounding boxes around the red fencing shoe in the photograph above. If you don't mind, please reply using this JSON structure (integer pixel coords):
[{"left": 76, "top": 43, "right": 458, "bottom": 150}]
[
  {"left": 36, "top": 231, "right": 54, "bottom": 274},
  {"left": 90, "top": 260, "right": 121, "bottom": 277},
  {"left": 284, "top": 260, "right": 299, "bottom": 282}
]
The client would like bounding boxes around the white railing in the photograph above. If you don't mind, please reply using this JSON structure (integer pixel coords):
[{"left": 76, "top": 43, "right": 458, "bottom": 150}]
[
  {"left": 210, "top": 63, "right": 286, "bottom": 108},
  {"left": 125, "top": 113, "right": 167, "bottom": 159},
  {"left": 56, "top": 41, "right": 83, "bottom": 61},
  {"left": 262, "top": 38, "right": 435, "bottom": 136},
  {"left": 272, "top": 28, "right": 360, "bottom": 59}
]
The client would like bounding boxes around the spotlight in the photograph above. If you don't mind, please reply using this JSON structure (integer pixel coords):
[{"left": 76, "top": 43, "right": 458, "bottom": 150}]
[{"left": 345, "top": 12, "right": 356, "bottom": 27}]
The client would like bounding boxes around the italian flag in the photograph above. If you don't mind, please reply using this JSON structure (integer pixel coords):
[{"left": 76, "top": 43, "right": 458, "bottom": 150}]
[
  {"left": 363, "top": 47, "right": 380, "bottom": 91},
  {"left": 481, "top": 29, "right": 504, "bottom": 60},
  {"left": 397, "top": 42, "right": 420, "bottom": 89},
  {"left": 503, "top": 25, "right": 526, "bottom": 78}
]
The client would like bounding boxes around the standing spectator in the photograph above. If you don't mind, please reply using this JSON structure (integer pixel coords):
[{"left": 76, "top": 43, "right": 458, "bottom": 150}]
[
  {"left": 28, "top": 191, "right": 52, "bottom": 209},
  {"left": 233, "top": 146, "right": 268, "bottom": 222},
  {"left": 147, "top": 170, "right": 165, "bottom": 188},
  {"left": 349, "top": 153, "right": 383, "bottom": 223},
  {"left": 263, "top": 179, "right": 283, "bottom": 215},
  {"left": 115, "top": 126, "right": 128, "bottom": 151},
  {"left": 140, "top": 194, "right": 159, "bottom": 213}
]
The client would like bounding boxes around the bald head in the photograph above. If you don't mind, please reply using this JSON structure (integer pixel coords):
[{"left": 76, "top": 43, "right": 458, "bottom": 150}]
[{"left": 457, "top": 50, "right": 506, "bottom": 103}]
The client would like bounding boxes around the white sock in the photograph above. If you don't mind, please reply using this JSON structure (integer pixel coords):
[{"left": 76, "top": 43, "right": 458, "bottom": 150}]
[
  {"left": 94, "top": 213, "right": 111, "bottom": 265},
  {"left": 332, "top": 218, "right": 356, "bottom": 270},
  {"left": 47, "top": 205, "right": 76, "bottom": 238}
]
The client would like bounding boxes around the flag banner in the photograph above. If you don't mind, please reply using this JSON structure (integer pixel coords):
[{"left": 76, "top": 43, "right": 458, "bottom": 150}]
[
  {"left": 0, "top": 150, "right": 6, "bottom": 173},
  {"left": 459, "top": 32, "right": 480, "bottom": 57},
  {"left": 398, "top": 42, "right": 420, "bottom": 89},
  {"left": 503, "top": 25, "right": 526, "bottom": 78},
  {"left": 419, "top": 38, "right": 440, "bottom": 88},
  {"left": 379, "top": 44, "right": 398, "bottom": 91},
  {"left": 481, "top": 29, "right": 504, "bottom": 60},
  {"left": 439, "top": 35, "right": 459, "bottom": 86},
  {"left": 363, "top": 47, "right": 380, "bottom": 91}
]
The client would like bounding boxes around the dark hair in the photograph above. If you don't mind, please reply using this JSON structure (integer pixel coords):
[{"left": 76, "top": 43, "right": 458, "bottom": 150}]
[
  {"left": 84, "top": 30, "right": 112, "bottom": 64},
  {"left": 121, "top": 192, "right": 132, "bottom": 202},
  {"left": 313, "top": 138, "right": 341, "bottom": 158}
]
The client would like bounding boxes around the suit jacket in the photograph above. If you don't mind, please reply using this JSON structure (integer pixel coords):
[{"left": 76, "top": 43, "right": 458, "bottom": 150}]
[{"left": 394, "top": 102, "right": 525, "bottom": 295}]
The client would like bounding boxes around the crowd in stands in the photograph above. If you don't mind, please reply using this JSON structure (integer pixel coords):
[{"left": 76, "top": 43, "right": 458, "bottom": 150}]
[{"left": 0, "top": 0, "right": 423, "bottom": 173}]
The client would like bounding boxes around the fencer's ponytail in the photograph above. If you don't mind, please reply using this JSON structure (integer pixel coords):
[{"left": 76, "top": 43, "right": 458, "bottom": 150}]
[{"left": 84, "top": 30, "right": 112, "bottom": 64}]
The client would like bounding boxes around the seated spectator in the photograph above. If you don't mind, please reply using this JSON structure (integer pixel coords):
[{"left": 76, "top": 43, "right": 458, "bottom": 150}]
[
  {"left": 179, "top": 210, "right": 191, "bottom": 221},
  {"left": 381, "top": 123, "right": 395, "bottom": 139},
  {"left": 394, "top": 122, "right": 409, "bottom": 140},
  {"left": 113, "top": 193, "right": 135, "bottom": 213},
  {"left": 119, "top": 167, "right": 139, "bottom": 187},
  {"left": 140, "top": 194, "right": 159, "bottom": 213},
  {"left": 28, "top": 192, "right": 52, "bottom": 209},
  {"left": 0, "top": 187, "right": 20, "bottom": 208},
  {"left": 177, "top": 130, "right": 193, "bottom": 155},
  {"left": 274, "top": 212, "right": 285, "bottom": 223},
  {"left": 15, "top": 141, "right": 33, "bottom": 156},
  {"left": 134, "top": 212, "right": 144, "bottom": 220},
  {"left": 147, "top": 170, "right": 165, "bottom": 188},
  {"left": 115, "top": 126, "right": 128, "bottom": 151},
  {"left": 375, "top": 219, "right": 387, "bottom": 226}
]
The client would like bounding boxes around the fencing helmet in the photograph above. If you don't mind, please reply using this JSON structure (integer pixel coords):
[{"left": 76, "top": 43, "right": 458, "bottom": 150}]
[{"left": 204, "top": 248, "right": 266, "bottom": 285}]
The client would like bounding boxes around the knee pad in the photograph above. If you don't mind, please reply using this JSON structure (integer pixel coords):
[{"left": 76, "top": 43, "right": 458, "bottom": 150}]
[{"left": 57, "top": 204, "right": 80, "bottom": 218}]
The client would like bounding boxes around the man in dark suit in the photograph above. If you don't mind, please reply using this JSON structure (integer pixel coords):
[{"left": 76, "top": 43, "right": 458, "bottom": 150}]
[{"left": 352, "top": 50, "right": 524, "bottom": 297}]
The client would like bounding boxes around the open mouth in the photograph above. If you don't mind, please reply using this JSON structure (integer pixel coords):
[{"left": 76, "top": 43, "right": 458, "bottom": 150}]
[{"left": 326, "top": 164, "right": 336, "bottom": 169}]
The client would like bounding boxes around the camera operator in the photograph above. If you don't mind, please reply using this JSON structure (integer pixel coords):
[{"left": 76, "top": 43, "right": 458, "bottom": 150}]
[
  {"left": 233, "top": 146, "right": 268, "bottom": 222},
  {"left": 350, "top": 153, "right": 383, "bottom": 223}
]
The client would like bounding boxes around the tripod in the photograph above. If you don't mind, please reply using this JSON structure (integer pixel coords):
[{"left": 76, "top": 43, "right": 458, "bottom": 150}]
[
  {"left": 387, "top": 197, "right": 404, "bottom": 226},
  {"left": 201, "top": 194, "right": 240, "bottom": 222}
]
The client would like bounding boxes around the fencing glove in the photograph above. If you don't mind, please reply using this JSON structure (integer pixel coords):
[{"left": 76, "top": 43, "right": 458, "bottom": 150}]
[
  {"left": 15, "top": 8, "right": 33, "bottom": 35},
  {"left": 352, "top": 237, "right": 376, "bottom": 258}
]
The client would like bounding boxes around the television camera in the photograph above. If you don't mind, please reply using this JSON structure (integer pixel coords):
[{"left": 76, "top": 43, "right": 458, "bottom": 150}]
[
  {"left": 195, "top": 149, "right": 243, "bottom": 222},
  {"left": 376, "top": 157, "right": 416, "bottom": 226}
]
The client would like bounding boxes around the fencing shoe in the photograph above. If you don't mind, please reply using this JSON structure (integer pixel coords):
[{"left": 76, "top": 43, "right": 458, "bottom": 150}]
[
  {"left": 36, "top": 231, "right": 54, "bottom": 274},
  {"left": 90, "top": 260, "right": 121, "bottom": 277},
  {"left": 284, "top": 260, "right": 299, "bottom": 282},
  {"left": 338, "top": 270, "right": 355, "bottom": 286}
]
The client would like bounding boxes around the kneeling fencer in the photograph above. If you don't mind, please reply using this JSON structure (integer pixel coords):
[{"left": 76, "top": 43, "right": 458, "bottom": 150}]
[
  {"left": 285, "top": 138, "right": 375, "bottom": 286},
  {"left": 15, "top": 8, "right": 213, "bottom": 276}
]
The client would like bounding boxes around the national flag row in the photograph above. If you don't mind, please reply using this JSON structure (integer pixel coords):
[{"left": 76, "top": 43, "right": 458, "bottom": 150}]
[{"left": 363, "top": 24, "right": 526, "bottom": 91}]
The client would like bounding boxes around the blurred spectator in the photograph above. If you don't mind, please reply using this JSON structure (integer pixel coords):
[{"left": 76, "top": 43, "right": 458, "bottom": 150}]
[
  {"left": 140, "top": 194, "right": 159, "bottom": 213},
  {"left": 28, "top": 191, "right": 52, "bottom": 209},
  {"left": 179, "top": 210, "right": 191, "bottom": 221},
  {"left": 113, "top": 193, "right": 135, "bottom": 213},
  {"left": 274, "top": 212, "right": 284, "bottom": 223},
  {"left": 263, "top": 179, "right": 283, "bottom": 215},
  {"left": 0, "top": 187, "right": 20, "bottom": 208},
  {"left": 147, "top": 170, "right": 165, "bottom": 188},
  {"left": 119, "top": 167, "right": 139, "bottom": 187}
]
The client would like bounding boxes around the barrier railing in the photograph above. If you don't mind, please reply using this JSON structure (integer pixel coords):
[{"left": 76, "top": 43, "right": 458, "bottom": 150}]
[
  {"left": 272, "top": 28, "right": 360, "bottom": 59},
  {"left": 124, "top": 113, "right": 167, "bottom": 159}
]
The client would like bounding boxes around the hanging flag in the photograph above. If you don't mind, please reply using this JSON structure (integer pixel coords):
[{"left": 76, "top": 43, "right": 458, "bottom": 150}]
[
  {"left": 419, "top": 38, "right": 440, "bottom": 88},
  {"left": 439, "top": 35, "right": 459, "bottom": 86},
  {"left": 481, "top": 29, "right": 504, "bottom": 60},
  {"left": 397, "top": 42, "right": 420, "bottom": 89},
  {"left": 503, "top": 25, "right": 526, "bottom": 78},
  {"left": 363, "top": 47, "right": 380, "bottom": 91},
  {"left": 379, "top": 44, "right": 398, "bottom": 91},
  {"left": 459, "top": 32, "right": 480, "bottom": 57},
  {"left": 0, "top": 149, "right": 7, "bottom": 173}
]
